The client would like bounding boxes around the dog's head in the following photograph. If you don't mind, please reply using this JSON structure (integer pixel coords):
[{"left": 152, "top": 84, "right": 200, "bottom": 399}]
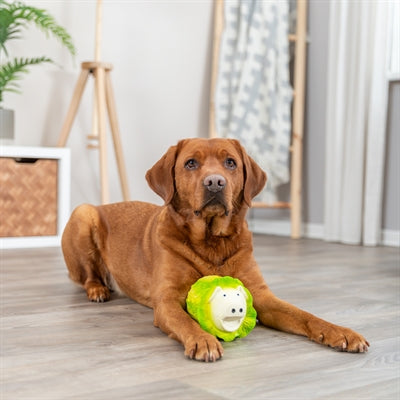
[{"left": 146, "top": 138, "right": 266, "bottom": 220}]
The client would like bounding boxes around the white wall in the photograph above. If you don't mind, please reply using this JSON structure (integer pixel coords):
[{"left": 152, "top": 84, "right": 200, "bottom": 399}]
[{"left": 6, "top": 0, "right": 214, "bottom": 208}]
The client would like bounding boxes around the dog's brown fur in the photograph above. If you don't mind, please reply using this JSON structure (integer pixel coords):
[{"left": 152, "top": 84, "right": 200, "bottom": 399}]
[{"left": 62, "top": 138, "right": 369, "bottom": 361}]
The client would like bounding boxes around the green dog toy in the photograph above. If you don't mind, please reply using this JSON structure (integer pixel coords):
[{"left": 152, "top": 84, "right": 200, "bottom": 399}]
[{"left": 186, "top": 275, "right": 257, "bottom": 342}]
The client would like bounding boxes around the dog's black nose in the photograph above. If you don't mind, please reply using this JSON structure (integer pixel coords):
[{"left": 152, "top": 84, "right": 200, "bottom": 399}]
[{"left": 203, "top": 174, "right": 226, "bottom": 192}]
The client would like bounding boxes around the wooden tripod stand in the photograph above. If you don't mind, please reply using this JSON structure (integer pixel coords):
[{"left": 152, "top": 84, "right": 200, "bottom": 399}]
[{"left": 57, "top": 62, "right": 130, "bottom": 204}]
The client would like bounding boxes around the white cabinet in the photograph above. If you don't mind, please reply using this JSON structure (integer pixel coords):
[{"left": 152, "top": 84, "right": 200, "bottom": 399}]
[{"left": 0, "top": 146, "right": 70, "bottom": 248}]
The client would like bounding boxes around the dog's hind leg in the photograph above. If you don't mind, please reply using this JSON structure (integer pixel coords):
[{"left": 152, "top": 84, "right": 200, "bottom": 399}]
[{"left": 61, "top": 204, "right": 111, "bottom": 302}]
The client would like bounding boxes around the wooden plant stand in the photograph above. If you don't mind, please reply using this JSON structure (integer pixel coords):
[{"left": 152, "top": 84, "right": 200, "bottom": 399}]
[{"left": 57, "top": 61, "right": 130, "bottom": 204}]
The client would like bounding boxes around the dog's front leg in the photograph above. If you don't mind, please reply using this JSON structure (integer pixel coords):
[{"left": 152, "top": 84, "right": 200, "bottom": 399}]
[
  {"left": 255, "top": 290, "right": 369, "bottom": 352},
  {"left": 237, "top": 266, "right": 369, "bottom": 353},
  {"left": 153, "top": 297, "right": 224, "bottom": 362}
]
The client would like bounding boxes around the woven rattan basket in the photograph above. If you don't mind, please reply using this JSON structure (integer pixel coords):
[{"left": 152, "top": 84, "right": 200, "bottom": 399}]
[{"left": 0, "top": 157, "right": 58, "bottom": 237}]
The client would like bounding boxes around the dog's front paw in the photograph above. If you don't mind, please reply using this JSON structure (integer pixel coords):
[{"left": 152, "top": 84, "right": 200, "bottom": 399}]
[
  {"left": 309, "top": 322, "right": 369, "bottom": 353},
  {"left": 184, "top": 333, "right": 224, "bottom": 362},
  {"left": 85, "top": 283, "right": 110, "bottom": 303}
]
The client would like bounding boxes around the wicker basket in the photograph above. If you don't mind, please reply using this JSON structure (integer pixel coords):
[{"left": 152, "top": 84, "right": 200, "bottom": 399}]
[{"left": 0, "top": 157, "right": 58, "bottom": 237}]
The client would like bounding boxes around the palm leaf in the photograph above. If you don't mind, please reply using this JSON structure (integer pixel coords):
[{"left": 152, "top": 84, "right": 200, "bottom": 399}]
[
  {"left": 0, "top": 1, "right": 76, "bottom": 57},
  {"left": 0, "top": 1, "right": 75, "bottom": 104},
  {"left": 0, "top": 56, "right": 52, "bottom": 103}
]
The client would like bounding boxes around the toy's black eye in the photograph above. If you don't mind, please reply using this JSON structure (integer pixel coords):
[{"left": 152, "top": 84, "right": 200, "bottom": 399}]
[
  {"left": 223, "top": 294, "right": 226, "bottom": 297},
  {"left": 185, "top": 159, "right": 199, "bottom": 170},
  {"left": 225, "top": 158, "right": 237, "bottom": 170},
  {"left": 237, "top": 293, "right": 240, "bottom": 296}
]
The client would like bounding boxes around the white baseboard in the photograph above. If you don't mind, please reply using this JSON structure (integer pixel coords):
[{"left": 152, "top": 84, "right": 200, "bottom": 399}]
[
  {"left": 248, "top": 218, "right": 400, "bottom": 247},
  {"left": 382, "top": 229, "right": 400, "bottom": 247},
  {"left": 1, "top": 219, "right": 398, "bottom": 249},
  {"left": 248, "top": 219, "right": 292, "bottom": 237},
  {"left": 0, "top": 236, "right": 61, "bottom": 249}
]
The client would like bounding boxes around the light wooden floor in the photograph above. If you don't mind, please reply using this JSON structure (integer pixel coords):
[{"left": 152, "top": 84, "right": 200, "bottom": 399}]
[{"left": 1, "top": 235, "right": 399, "bottom": 400}]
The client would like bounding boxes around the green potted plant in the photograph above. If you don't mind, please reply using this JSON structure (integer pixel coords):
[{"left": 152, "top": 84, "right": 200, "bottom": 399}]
[{"left": 0, "top": 0, "right": 75, "bottom": 144}]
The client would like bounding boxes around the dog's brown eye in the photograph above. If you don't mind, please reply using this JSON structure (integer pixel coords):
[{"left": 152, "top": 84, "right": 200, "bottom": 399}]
[
  {"left": 225, "top": 158, "right": 237, "bottom": 170},
  {"left": 185, "top": 159, "right": 199, "bottom": 170}
]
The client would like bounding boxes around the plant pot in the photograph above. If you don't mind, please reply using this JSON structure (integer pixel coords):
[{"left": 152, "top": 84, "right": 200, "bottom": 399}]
[{"left": 0, "top": 108, "right": 15, "bottom": 145}]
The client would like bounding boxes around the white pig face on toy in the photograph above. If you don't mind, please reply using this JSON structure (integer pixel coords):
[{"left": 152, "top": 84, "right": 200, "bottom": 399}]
[
  {"left": 209, "top": 286, "right": 248, "bottom": 332},
  {"left": 186, "top": 275, "right": 257, "bottom": 341}
]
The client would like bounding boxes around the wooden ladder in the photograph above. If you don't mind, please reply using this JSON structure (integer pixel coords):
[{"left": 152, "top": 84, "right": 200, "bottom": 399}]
[{"left": 209, "top": 0, "right": 308, "bottom": 239}]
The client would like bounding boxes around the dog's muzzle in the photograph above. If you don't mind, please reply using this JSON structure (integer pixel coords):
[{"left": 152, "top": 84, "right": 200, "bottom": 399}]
[{"left": 194, "top": 174, "right": 229, "bottom": 217}]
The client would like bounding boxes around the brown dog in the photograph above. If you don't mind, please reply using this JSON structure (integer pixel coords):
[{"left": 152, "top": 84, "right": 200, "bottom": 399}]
[{"left": 61, "top": 138, "right": 369, "bottom": 361}]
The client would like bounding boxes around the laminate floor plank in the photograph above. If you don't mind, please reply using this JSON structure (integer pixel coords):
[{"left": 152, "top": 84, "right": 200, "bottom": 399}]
[{"left": 1, "top": 235, "right": 399, "bottom": 399}]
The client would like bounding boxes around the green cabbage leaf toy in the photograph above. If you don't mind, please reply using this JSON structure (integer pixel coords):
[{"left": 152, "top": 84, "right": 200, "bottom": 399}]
[{"left": 186, "top": 275, "right": 257, "bottom": 342}]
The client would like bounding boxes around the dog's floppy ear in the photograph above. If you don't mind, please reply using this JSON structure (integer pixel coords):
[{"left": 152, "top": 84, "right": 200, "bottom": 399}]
[
  {"left": 146, "top": 145, "right": 178, "bottom": 204},
  {"left": 232, "top": 140, "right": 267, "bottom": 207}
]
